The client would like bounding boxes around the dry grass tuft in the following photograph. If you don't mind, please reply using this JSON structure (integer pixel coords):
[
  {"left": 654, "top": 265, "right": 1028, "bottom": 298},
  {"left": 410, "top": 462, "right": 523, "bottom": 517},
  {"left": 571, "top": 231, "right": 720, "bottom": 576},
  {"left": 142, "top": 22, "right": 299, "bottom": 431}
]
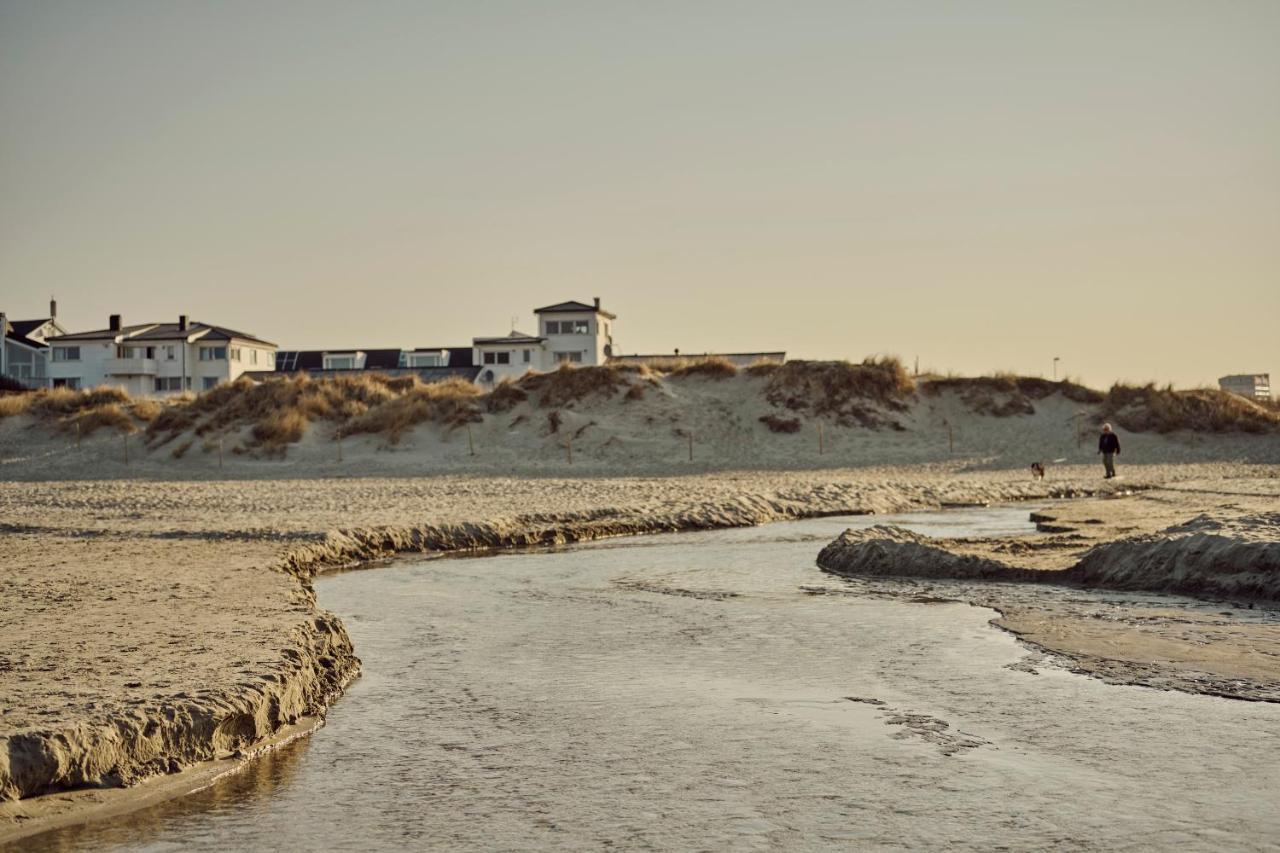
[
  {"left": 485, "top": 379, "right": 529, "bottom": 413},
  {"left": 0, "top": 386, "right": 142, "bottom": 435},
  {"left": 920, "top": 374, "right": 1102, "bottom": 416},
  {"left": 1102, "top": 384, "right": 1280, "bottom": 433},
  {"left": 759, "top": 358, "right": 914, "bottom": 428},
  {"left": 340, "top": 378, "right": 483, "bottom": 443},
  {"left": 0, "top": 394, "right": 31, "bottom": 418},
  {"left": 642, "top": 356, "right": 739, "bottom": 380},
  {"left": 69, "top": 403, "right": 137, "bottom": 436},
  {"left": 518, "top": 364, "right": 631, "bottom": 408},
  {"left": 759, "top": 414, "right": 802, "bottom": 433}
]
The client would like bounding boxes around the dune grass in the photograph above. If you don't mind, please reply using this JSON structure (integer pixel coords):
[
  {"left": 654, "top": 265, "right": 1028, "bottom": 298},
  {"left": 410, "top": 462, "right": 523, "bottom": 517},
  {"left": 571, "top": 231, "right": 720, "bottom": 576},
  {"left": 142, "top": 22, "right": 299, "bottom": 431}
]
[
  {"left": 1101, "top": 383, "right": 1280, "bottom": 434},
  {"left": 759, "top": 358, "right": 915, "bottom": 428}
]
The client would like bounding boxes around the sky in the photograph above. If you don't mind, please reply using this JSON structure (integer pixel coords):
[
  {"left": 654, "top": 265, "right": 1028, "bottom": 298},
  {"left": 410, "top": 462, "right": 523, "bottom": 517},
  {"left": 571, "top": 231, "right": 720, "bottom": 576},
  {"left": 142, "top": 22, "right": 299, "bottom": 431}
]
[{"left": 2, "top": 0, "right": 1277, "bottom": 388}]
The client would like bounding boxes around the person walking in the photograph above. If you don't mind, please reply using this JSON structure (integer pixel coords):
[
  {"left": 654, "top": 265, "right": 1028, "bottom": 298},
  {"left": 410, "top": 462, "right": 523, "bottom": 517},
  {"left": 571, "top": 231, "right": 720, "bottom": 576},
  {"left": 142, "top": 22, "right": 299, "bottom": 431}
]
[{"left": 1098, "top": 423, "right": 1121, "bottom": 478}]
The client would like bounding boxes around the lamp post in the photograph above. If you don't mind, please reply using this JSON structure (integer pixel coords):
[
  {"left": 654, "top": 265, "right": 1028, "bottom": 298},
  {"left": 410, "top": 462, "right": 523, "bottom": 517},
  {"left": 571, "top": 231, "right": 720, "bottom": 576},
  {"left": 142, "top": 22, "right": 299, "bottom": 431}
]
[{"left": 1053, "top": 357, "right": 1060, "bottom": 381}]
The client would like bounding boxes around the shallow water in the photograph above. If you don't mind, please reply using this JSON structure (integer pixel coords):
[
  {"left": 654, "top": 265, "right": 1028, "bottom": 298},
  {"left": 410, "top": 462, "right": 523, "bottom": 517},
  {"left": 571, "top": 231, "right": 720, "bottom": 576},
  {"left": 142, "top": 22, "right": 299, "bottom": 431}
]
[{"left": 27, "top": 508, "right": 1280, "bottom": 851}]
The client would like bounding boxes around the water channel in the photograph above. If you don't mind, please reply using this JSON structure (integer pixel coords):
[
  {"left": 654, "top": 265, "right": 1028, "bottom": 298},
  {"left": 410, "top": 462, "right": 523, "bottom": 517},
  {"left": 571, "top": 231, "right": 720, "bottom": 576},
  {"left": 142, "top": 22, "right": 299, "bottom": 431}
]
[{"left": 27, "top": 507, "right": 1280, "bottom": 851}]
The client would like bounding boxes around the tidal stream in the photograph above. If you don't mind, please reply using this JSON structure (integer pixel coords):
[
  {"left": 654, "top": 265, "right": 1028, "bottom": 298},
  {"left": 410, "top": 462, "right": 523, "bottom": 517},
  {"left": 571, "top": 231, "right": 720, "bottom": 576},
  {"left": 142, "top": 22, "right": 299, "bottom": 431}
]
[{"left": 27, "top": 507, "right": 1280, "bottom": 851}]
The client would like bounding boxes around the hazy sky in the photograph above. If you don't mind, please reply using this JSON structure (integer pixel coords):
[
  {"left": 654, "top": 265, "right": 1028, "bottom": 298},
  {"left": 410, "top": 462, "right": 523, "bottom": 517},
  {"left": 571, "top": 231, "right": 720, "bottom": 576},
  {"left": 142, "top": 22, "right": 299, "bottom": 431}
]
[{"left": 3, "top": 1, "right": 1277, "bottom": 387}]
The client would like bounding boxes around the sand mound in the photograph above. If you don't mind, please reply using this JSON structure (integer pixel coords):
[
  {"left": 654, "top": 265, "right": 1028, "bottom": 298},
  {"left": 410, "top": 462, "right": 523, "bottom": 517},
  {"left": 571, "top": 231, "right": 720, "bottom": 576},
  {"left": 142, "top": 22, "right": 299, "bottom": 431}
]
[
  {"left": 817, "top": 513, "right": 1280, "bottom": 603},
  {"left": 1066, "top": 513, "right": 1280, "bottom": 600},
  {"left": 817, "top": 526, "right": 1041, "bottom": 583}
]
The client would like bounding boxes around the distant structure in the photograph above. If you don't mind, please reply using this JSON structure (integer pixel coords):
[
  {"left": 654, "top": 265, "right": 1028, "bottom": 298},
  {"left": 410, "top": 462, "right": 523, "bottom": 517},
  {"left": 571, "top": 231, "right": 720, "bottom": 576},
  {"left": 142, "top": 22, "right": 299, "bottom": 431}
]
[
  {"left": 0, "top": 300, "right": 68, "bottom": 388},
  {"left": 271, "top": 347, "right": 479, "bottom": 383},
  {"left": 472, "top": 298, "right": 616, "bottom": 384},
  {"left": 1218, "top": 373, "right": 1271, "bottom": 402},
  {"left": 44, "top": 315, "right": 277, "bottom": 394},
  {"left": 610, "top": 351, "right": 785, "bottom": 368}
]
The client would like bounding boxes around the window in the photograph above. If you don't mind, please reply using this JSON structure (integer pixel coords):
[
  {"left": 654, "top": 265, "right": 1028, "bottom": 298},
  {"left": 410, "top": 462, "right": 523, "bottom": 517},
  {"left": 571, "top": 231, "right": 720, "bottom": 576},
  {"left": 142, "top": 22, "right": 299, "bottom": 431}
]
[
  {"left": 482, "top": 351, "right": 511, "bottom": 365},
  {"left": 52, "top": 377, "right": 81, "bottom": 389},
  {"left": 554, "top": 351, "right": 584, "bottom": 363},
  {"left": 250, "top": 349, "right": 258, "bottom": 366},
  {"left": 116, "top": 345, "right": 134, "bottom": 358},
  {"left": 407, "top": 352, "right": 444, "bottom": 367},
  {"left": 229, "top": 347, "right": 242, "bottom": 361},
  {"left": 154, "top": 377, "right": 183, "bottom": 392},
  {"left": 546, "top": 319, "right": 589, "bottom": 335},
  {"left": 199, "top": 346, "right": 227, "bottom": 361},
  {"left": 326, "top": 356, "right": 355, "bottom": 369},
  {"left": 202, "top": 377, "right": 219, "bottom": 390},
  {"left": 165, "top": 345, "right": 176, "bottom": 361},
  {"left": 52, "top": 346, "right": 80, "bottom": 362},
  {"left": 522, "top": 349, "right": 531, "bottom": 363}
]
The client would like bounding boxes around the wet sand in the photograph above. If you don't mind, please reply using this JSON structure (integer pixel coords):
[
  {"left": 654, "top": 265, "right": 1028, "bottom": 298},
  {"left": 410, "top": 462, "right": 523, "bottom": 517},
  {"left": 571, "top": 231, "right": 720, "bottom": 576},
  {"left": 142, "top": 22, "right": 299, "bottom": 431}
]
[{"left": 2, "top": 462, "right": 1278, "bottom": 844}]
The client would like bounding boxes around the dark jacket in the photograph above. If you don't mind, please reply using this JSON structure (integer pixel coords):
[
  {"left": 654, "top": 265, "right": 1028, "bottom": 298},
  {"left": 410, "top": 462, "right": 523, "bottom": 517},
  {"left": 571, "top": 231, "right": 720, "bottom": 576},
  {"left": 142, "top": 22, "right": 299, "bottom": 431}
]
[{"left": 1099, "top": 432, "right": 1120, "bottom": 454}]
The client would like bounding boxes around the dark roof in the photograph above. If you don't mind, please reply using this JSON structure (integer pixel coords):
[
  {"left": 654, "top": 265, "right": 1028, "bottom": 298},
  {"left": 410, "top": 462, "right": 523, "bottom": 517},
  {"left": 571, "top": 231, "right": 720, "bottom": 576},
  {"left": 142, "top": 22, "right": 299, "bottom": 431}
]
[
  {"left": 533, "top": 300, "right": 616, "bottom": 319},
  {"left": 3, "top": 318, "right": 53, "bottom": 350},
  {"left": 46, "top": 321, "right": 274, "bottom": 347},
  {"left": 46, "top": 323, "right": 156, "bottom": 342},
  {"left": 129, "top": 322, "right": 276, "bottom": 346},
  {"left": 473, "top": 330, "right": 544, "bottom": 345},
  {"left": 273, "top": 347, "right": 474, "bottom": 372}
]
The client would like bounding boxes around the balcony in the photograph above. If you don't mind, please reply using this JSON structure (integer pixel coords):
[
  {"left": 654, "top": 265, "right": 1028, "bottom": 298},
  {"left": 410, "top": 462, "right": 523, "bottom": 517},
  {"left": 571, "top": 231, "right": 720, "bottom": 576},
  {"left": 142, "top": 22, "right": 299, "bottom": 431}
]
[{"left": 105, "top": 357, "right": 158, "bottom": 376}]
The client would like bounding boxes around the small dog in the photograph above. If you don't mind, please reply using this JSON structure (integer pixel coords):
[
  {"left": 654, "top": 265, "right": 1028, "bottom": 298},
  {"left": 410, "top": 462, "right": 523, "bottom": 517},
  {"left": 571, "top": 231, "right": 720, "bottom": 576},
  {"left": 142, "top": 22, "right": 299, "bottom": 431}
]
[{"left": 1030, "top": 462, "right": 1045, "bottom": 480}]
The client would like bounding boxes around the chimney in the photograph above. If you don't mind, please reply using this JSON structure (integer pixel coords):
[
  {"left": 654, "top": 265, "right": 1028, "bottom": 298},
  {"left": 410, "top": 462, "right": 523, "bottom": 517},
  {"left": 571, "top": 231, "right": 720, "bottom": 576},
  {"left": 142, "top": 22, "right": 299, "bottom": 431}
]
[
  {"left": 50, "top": 298, "right": 57, "bottom": 319},
  {"left": 109, "top": 314, "right": 121, "bottom": 332},
  {"left": 593, "top": 296, "right": 601, "bottom": 310},
  {"left": 178, "top": 314, "right": 188, "bottom": 332}
]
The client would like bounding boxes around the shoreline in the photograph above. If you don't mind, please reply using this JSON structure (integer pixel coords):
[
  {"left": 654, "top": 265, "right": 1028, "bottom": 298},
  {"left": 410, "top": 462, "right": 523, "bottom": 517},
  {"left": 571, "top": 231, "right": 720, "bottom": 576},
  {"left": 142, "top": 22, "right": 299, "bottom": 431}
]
[{"left": 3, "top": 463, "right": 1278, "bottom": 846}]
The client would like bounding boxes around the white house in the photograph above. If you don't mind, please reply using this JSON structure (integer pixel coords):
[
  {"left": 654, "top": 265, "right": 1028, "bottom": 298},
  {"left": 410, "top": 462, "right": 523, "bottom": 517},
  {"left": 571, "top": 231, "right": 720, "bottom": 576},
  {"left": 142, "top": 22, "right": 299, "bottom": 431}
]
[
  {"left": 44, "top": 314, "right": 277, "bottom": 395},
  {"left": 472, "top": 298, "right": 617, "bottom": 384},
  {"left": 1219, "top": 373, "right": 1271, "bottom": 402},
  {"left": 1, "top": 301, "right": 68, "bottom": 388}
]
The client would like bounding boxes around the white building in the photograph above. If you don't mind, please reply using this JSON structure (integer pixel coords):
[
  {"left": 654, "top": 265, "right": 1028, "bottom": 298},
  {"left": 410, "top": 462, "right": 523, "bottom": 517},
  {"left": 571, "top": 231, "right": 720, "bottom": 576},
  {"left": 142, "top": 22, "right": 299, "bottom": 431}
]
[
  {"left": 472, "top": 298, "right": 617, "bottom": 384},
  {"left": 1218, "top": 373, "right": 1271, "bottom": 402},
  {"left": 1, "top": 301, "right": 68, "bottom": 388},
  {"left": 44, "top": 314, "right": 277, "bottom": 395}
]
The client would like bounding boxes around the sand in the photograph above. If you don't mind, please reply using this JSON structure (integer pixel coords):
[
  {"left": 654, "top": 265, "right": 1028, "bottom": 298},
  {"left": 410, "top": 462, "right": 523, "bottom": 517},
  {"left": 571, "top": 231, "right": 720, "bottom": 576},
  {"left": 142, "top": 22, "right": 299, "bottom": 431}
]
[{"left": 2, "top": 460, "right": 1278, "bottom": 845}]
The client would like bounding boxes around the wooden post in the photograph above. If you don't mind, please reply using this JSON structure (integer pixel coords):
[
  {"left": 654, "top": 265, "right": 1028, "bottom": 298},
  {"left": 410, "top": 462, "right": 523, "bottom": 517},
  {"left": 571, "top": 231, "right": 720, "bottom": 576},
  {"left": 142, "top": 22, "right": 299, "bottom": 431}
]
[
  {"left": 337, "top": 432, "right": 343, "bottom": 462},
  {"left": 687, "top": 431, "right": 693, "bottom": 462},
  {"left": 818, "top": 422, "right": 824, "bottom": 455},
  {"left": 944, "top": 419, "right": 953, "bottom": 453},
  {"left": 218, "top": 437, "right": 224, "bottom": 470},
  {"left": 467, "top": 424, "right": 475, "bottom": 456},
  {"left": 566, "top": 436, "right": 573, "bottom": 465},
  {"left": 123, "top": 432, "right": 128, "bottom": 466},
  {"left": 76, "top": 420, "right": 81, "bottom": 450}
]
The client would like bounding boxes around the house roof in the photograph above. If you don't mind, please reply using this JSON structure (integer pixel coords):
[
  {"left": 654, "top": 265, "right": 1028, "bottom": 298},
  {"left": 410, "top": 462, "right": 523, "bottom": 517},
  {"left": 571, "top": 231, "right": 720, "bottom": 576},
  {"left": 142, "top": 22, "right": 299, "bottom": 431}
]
[
  {"left": 2, "top": 318, "right": 54, "bottom": 350},
  {"left": 45, "top": 323, "right": 158, "bottom": 342},
  {"left": 473, "top": 330, "right": 545, "bottom": 345},
  {"left": 46, "top": 321, "right": 275, "bottom": 347},
  {"left": 129, "top": 322, "right": 276, "bottom": 346},
  {"left": 533, "top": 300, "right": 616, "bottom": 319}
]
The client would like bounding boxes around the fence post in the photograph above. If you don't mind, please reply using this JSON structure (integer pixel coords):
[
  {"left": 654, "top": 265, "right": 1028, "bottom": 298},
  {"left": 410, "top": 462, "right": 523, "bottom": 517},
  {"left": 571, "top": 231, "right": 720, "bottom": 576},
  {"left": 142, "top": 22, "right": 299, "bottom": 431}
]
[
  {"left": 944, "top": 418, "right": 953, "bottom": 453},
  {"left": 76, "top": 421, "right": 81, "bottom": 450},
  {"left": 818, "top": 422, "right": 824, "bottom": 455},
  {"left": 123, "top": 432, "right": 128, "bottom": 466},
  {"left": 219, "top": 437, "right": 224, "bottom": 470},
  {"left": 467, "top": 424, "right": 475, "bottom": 457},
  {"left": 566, "top": 436, "right": 572, "bottom": 465},
  {"left": 338, "top": 432, "right": 343, "bottom": 462},
  {"left": 687, "top": 431, "right": 693, "bottom": 462}
]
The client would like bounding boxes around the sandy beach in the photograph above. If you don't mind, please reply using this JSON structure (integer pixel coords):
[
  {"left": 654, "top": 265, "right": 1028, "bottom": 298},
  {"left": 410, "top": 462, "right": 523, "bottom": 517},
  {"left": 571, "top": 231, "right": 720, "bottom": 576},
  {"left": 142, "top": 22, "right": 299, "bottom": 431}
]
[{"left": 2, "top": 453, "right": 1278, "bottom": 844}]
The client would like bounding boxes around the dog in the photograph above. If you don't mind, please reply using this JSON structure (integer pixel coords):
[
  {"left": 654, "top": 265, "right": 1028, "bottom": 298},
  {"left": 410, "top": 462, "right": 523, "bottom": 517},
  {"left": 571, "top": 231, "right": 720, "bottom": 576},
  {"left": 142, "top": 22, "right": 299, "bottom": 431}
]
[{"left": 1030, "top": 462, "right": 1045, "bottom": 480}]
